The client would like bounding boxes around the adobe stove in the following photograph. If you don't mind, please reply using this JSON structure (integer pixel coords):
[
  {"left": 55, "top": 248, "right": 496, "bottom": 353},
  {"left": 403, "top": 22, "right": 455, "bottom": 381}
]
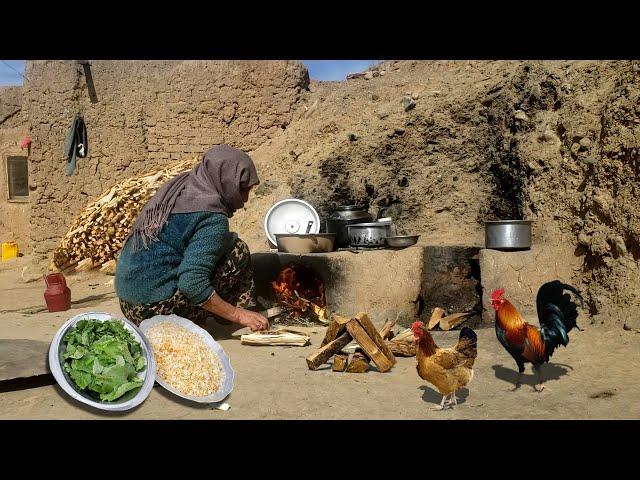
[{"left": 257, "top": 199, "right": 483, "bottom": 328}]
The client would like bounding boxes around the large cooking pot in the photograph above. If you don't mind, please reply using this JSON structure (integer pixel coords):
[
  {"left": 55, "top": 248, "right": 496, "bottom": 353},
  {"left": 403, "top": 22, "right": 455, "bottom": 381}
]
[
  {"left": 348, "top": 222, "right": 391, "bottom": 248},
  {"left": 326, "top": 205, "right": 374, "bottom": 248},
  {"left": 485, "top": 220, "right": 532, "bottom": 250}
]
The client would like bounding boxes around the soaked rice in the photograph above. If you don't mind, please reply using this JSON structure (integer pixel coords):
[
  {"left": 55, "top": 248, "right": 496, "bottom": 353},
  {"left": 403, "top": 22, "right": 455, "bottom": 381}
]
[{"left": 147, "top": 322, "right": 223, "bottom": 397}]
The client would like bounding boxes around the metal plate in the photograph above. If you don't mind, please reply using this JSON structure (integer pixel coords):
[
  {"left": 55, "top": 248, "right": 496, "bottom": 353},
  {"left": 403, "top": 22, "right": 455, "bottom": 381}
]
[
  {"left": 139, "top": 314, "right": 234, "bottom": 404},
  {"left": 264, "top": 198, "right": 320, "bottom": 247},
  {"left": 48, "top": 312, "right": 157, "bottom": 412}
]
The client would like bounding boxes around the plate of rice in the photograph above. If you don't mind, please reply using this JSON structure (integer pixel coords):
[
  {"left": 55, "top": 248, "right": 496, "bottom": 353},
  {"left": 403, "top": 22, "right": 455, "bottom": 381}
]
[{"left": 139, "top": 314, "right": 234, "bottom": 404}]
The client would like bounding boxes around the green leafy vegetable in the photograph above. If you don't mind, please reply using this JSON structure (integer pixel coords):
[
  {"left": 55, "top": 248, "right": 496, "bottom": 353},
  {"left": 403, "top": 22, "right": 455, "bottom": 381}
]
[{"left": 62, "top": 319, "right": 146, "bottom": 402}]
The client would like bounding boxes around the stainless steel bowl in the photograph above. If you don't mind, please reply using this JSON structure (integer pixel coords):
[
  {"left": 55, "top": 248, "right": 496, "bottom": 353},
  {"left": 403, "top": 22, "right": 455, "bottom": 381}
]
[
  {"left": 386, "top": 235, "right": 420, "bottom": 248},
  {"left": 276, "top": 233, "right": 336, "bottom": 253},
  {"left": 348, "top": 223, "right": 390, "bottom": 247},
  {"left": 485, "top": 220, "right": 532, "bottom": 250},
  {"left": 48, "top": 312, "right": 157, "bottom": 412}
]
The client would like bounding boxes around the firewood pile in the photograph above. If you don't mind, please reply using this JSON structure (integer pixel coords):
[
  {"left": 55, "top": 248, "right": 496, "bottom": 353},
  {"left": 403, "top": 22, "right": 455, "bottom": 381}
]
[
  {"left": 305, "top": 313, "right": 401, "bottom": 373},
  {"left": 305, "top": 307, "right": 476, "bottom": 370},
  {"left": 52, "top": 157, "right": 199, "bottom": 272}
]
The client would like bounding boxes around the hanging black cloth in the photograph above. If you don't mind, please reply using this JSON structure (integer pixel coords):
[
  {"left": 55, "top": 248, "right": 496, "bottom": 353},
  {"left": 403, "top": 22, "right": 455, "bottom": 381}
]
[{"left": 64, "top": 114, "right": 88, "bottom": 176}]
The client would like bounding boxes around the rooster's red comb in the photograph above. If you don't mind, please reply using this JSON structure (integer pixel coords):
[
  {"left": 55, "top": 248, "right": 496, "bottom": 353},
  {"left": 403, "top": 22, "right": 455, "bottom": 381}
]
[
  {"left": 491, "top": 289, "right": 505, "bottom": 300},
  {"left": 411, "top": 321, "right": 424, "bottom": 332}
]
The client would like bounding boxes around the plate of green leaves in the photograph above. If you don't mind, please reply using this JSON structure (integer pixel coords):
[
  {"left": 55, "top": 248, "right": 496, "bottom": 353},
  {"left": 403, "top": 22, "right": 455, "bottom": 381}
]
[{"left": 49, "top": 312, "right": 157, "bottom": 411}]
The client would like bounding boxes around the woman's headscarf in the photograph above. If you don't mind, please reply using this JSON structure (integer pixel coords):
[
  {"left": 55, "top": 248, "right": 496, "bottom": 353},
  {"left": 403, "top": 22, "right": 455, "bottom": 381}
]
[{"left": 129, "top": 145, "right": 260, "bottom": 251}]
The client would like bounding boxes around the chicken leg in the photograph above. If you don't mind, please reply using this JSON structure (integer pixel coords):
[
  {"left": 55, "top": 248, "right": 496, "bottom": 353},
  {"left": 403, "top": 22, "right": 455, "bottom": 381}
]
[
  {"left": 511, "top": 362, "right": 525, "bottom": 391},
  {"left": 431, "top": 394, "right": 451, "bottom": 410},
  {"left": 533, "top": 364, "right": 545, "bottom": 392},
  {"left": 450, "top": 391, "right": 458, "bottom": 406}
]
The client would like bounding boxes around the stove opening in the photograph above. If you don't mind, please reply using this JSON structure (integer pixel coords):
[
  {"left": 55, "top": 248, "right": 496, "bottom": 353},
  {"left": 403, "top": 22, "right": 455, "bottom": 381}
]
[{"left": 271, "top": 265, "right": 328, "bottom": 326}]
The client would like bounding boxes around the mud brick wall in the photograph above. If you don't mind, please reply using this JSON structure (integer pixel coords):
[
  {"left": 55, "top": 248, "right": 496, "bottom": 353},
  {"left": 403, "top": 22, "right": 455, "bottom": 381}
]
[
  {"left": 0, "top": 86, "right": 29, "bottom": 250},
  {"left": 21, "top": 60, "right": 309, "bottom": 262}
]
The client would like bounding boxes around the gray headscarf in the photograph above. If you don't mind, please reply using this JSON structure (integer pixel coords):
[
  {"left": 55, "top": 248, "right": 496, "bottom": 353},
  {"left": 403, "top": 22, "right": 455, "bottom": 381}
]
[{"left": 129, "top": 145, "right": 260, "bottom": 251}]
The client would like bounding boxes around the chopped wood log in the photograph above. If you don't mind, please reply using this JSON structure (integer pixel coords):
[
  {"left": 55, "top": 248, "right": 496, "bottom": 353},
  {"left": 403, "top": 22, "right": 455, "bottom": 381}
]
[
  {"left": 353, "top": 313, "right": 396, "bottom": 365},
  {"left": 321, "top": 314, "right": 348, "bottom": 347},
  {"left": 99, "top": 259, "right": 117, "bottom": 275},
  {"left": 439, "top": 312, "right": 472, "bottom": 331},
  {"left": 345, "top": 319, "right": 394, "bottom": 372},
  {"left": 332, "top": 354, "right": 349, "bottom": 372},
  {"left": 259, "top": 305, "right": 285, "bottom": 319},
  {"left": 386, "top": 340, "right": 416, "bottom": 357},
  {"left": 241, "top": 330, "right": 310, "bottom": 346},
  {"left": 306, "top": 331, "right": 353, "bottom": 370},
  {"left": 391, "top": 328, "right": 413, "bottom": 343},
  {"left": 428, "top": 307, "right": 446, "bottom": 330},
  {"left": 74, "top": 258, "right": 94, "bottom": 272},
  {"left": 340, "top": 342, "right": 359, "bottom": 355},
  {"left": 345, "top": 351, "right": 370, "bottom": 373},
  {"left": 379, "top": 318, "right": 397, "bottom": 341}
]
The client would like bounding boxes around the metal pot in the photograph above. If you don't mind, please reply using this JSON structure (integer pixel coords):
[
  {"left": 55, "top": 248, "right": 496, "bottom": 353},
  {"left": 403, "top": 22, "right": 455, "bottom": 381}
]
[
  {"left": 485, "top": 220, "right": 532, "bottom": 250},
  {"left": 386, "top": 235, "right": 420, "bottom": 248},
  {"left": 326, "top": 205, "right": 374, "bottom": 248},
  {"left": 275, "top": 233, "right": 336, "bottom": 253},
  {"left": 347, "top": 222, "right": 390, "bottom": 248}
]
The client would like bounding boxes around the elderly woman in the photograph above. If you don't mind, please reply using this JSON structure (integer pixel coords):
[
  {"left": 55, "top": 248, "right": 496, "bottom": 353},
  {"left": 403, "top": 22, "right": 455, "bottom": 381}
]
[{"left": 115, "top": 145, "right": 269, "bottom": 332}]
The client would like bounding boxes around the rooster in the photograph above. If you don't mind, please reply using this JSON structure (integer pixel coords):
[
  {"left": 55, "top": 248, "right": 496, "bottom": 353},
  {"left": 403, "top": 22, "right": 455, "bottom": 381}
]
[
  {"left": 491, "top": 280, "right": 584, "bottom": 392},
  {"left": 411, "top": 321, "right": 478, "bottom": 410}
]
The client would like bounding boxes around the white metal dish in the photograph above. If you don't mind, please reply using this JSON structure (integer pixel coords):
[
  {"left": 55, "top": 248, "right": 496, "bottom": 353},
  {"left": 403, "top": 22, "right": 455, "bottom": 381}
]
[
  {"left": 264, "top": 198, "right": 321, "bottom": 247},
  {"left": 139, "top": 314, "right": 234, "bottom": 404},
  {"left": 48, "top": 312, "right": 157, "bottom": 412}
]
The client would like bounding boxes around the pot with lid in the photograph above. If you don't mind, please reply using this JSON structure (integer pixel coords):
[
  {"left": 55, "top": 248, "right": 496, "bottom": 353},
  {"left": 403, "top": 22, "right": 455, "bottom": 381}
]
[{"left": 326, "top": 205, "right": 374, "bottom": 248}]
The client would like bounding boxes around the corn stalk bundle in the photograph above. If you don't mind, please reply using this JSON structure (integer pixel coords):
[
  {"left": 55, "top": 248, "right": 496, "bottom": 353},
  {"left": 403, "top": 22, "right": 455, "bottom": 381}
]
[{"left": 53, "top": 157, "right": 199, "bottom": 272}]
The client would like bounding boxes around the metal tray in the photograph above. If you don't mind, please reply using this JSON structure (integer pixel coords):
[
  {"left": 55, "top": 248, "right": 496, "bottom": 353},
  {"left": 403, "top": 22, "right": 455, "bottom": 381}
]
[
  {"left": 139, "top": 314, "right": 234, "bottom": 404},
  {"left": 48, "top": 312, "right": 157, "bottom": 412}
]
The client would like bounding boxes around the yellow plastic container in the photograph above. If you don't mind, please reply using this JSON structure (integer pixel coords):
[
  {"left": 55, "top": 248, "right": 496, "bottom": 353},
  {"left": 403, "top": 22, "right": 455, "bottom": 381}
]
[{"left": 2, "top": 242, "right": 19, "bottom": 261}]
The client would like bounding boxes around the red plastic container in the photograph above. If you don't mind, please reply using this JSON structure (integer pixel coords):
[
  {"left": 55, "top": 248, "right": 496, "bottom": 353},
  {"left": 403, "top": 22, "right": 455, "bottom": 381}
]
[{"left": 44, "top": 273, "right": 71, "bottom": 312}]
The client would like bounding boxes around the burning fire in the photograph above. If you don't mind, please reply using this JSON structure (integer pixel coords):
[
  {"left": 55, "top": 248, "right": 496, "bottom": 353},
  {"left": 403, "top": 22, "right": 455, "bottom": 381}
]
[{"left": 271, "top": 266, "right": 328, "bottom": 324}]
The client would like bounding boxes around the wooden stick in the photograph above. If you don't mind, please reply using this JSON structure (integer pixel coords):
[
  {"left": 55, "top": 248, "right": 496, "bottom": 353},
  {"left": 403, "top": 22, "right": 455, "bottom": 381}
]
[
  {"left": 428, "top": 307, "right": 446, "bottom": 330},
  {"left": 345, "top": 319, "right": 394, "bottom": 372},
  {"left": 241, "top": 331, "right": 310, "bottom": 346},
  {"left": 353, "top": 313, "right": 396, "bottom": 365},
  {"left": 379, "top": 318, "right": 397, "bottom": 341},
  {"left": 386, "top": 340, "right": 416, "bottom": 357},
  {"left": 306, "top": 331, "right": 353, "bottom": 370},
  {"left": 345, "top": 351, "right": 370, "bottom": 373},
  {"left": 439, "top": 312, "right": 472, "bottom": 331},
  {"left": 392, "top": 328, "right": 413, "bottom": 343},
  {"left": 321, "top": 314, "right": 348, "bottom": 347},
  {"left": 332, "top": 354, "right": 349, "bottom": 372}
]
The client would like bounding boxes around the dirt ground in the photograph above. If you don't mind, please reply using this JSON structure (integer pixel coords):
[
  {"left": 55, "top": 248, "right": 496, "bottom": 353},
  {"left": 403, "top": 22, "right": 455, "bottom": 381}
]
[{"left": 1, "top": 259, "right": 638, "bottom": 420}]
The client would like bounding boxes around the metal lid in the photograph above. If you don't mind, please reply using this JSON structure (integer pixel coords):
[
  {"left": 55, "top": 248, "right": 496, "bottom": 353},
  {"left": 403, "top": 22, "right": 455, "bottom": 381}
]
[
  {"left": 335, "top": 205, "right": 366, "bottom": 211},
  {"left": 264, "top": 198, "right": 321, "bottom": 246},
  {"left": 484, "top": 220, "right": 532, "bottom": 224},
  {"left": 348, "top": 222, "right": 390, "bottom": 228}
]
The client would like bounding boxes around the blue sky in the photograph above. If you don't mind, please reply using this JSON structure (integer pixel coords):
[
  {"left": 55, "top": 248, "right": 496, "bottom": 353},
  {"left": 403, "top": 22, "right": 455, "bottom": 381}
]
[{"left": 0, "top": 60, "right": 376, "bottom": 86}]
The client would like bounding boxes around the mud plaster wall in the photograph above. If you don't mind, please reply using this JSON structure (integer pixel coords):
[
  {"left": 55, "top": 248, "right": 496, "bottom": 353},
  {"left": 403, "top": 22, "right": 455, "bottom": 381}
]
[
  {"left": 0, "top": 86, "right": 29, "bottom": 251},
  {"left": 21, "top": 60, "right": 309, "bottom": 262}
]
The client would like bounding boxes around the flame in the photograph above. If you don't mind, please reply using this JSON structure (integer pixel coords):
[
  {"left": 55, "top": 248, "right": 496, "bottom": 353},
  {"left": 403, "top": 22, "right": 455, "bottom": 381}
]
[{"left": 271, "top": 266, "right": 327, "bottom": 322}]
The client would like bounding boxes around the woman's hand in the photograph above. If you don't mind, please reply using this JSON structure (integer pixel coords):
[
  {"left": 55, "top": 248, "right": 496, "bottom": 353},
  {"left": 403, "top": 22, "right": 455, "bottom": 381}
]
[
  {"left": 202, "top": 293, "right": 268, "bottom": 331},
  {"left": 233, "top": 307, "right": 269, "bottom": 331}
]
